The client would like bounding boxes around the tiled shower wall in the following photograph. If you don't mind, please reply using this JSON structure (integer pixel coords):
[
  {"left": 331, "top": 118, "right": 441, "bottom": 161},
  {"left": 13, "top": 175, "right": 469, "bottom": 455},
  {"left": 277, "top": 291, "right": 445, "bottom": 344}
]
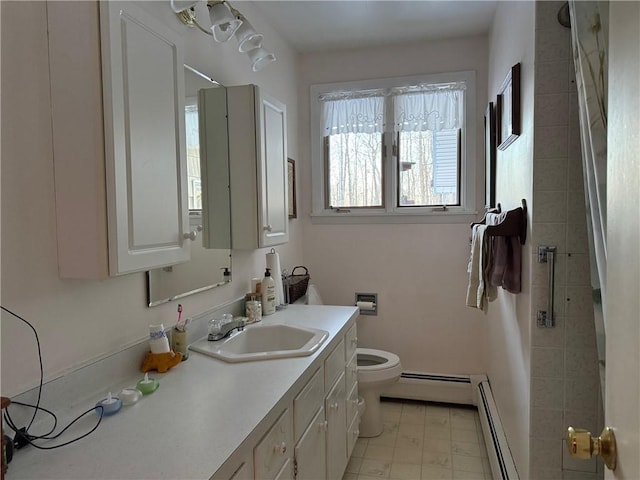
[{"left": 529, "top": 2, "right": 603, "bottom": 479}]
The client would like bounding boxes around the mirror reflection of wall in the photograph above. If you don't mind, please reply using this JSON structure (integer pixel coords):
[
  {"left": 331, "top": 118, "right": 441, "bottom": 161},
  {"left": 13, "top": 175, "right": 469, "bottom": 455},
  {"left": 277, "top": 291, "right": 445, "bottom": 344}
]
[{"left": 146, "top": 65, "right": 231, "bottom": 307}]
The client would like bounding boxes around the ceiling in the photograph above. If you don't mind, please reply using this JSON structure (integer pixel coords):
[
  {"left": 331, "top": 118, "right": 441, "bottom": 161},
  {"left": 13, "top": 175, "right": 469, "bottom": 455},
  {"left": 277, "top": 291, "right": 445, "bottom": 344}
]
[{"left": 245, "top": 1, "right": 498, "bottom": 53}]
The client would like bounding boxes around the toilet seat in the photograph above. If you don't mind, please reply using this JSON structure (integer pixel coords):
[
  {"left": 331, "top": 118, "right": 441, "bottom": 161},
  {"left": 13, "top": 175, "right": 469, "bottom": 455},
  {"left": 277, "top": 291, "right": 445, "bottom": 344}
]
[{"left": 356, "top": 348, "right": 402, "bottom": 384}]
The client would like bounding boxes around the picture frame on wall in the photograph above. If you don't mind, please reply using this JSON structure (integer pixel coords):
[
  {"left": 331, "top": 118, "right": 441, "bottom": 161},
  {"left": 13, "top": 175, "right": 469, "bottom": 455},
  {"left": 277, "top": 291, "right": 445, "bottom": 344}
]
[
  {"left": 287, "top": 158, "right": 297, "bottom": 219},
  {"left": 485, "top": 102, "right": 497, "bottom": 208},
  {"left": 496, "top": 62, "right": 521, "bottom": 150}
]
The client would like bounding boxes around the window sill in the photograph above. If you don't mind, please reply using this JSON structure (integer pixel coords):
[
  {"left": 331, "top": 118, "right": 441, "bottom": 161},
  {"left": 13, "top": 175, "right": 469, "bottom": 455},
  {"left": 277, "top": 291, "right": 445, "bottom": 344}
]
[{"left": 310, "top": 209, "right": 478, "bottom": 225}]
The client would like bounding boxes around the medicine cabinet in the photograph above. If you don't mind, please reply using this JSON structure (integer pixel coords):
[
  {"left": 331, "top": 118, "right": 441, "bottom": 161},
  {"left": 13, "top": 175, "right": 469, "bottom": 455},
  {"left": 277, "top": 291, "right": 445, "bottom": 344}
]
[
  {"left": 49, "top": 2, "right": 234, "bottom": 285},
  {"left": 50, "top": 1, "right": 194, "bottom": 278},
  {"left": 146, "top": 66, "right": 232, "bottom": 306},
  {"left": 201, "top": 84, "right": 289, "bottom": 249}
]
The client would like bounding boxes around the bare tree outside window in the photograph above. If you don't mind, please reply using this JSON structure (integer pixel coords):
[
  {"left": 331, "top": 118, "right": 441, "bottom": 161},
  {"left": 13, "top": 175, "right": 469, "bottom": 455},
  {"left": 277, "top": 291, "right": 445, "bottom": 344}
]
[{"left": 326, "top": 133, "right": 382, "bottom": 208}]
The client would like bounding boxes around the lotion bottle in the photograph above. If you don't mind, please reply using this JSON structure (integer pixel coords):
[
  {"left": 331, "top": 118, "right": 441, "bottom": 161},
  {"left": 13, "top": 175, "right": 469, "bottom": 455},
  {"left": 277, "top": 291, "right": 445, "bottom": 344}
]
[{"left": 261, "top": 268, "right": 276, "bottom": 315}]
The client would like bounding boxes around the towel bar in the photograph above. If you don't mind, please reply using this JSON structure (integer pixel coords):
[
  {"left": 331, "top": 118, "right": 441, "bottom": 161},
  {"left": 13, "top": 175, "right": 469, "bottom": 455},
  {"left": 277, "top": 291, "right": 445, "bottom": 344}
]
[{"left": 471, "top": 199, "right": 527, "bottom": 245}]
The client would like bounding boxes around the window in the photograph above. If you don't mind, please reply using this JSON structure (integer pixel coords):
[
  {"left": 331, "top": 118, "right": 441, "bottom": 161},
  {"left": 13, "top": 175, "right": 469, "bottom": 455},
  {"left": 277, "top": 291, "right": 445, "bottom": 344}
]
[
  {"left": 311, "top": 71, "right": 476, "bottom": 223},
  {"left": 185, "top": 103, "right": 202, "bottom": 210}
]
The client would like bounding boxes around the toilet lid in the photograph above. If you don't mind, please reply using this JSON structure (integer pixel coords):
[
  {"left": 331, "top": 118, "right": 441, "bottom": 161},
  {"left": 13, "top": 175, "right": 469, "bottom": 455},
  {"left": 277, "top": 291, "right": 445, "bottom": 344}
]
[{"left": 356, "top": 348, "right": 401, "bottom": 370}]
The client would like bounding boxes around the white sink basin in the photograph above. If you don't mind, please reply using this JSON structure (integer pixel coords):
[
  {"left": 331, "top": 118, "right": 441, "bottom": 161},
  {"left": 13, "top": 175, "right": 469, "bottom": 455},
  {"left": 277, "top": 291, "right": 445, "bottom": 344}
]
[{"left": 190, "top": 323, "right": 329, "bottom": 363}]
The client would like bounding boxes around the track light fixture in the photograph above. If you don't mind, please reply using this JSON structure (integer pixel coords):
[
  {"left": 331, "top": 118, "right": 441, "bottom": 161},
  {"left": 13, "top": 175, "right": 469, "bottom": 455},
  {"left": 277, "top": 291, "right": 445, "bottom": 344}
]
[{"left": 172, "top": 0, "right": 276, "bottom": 71}]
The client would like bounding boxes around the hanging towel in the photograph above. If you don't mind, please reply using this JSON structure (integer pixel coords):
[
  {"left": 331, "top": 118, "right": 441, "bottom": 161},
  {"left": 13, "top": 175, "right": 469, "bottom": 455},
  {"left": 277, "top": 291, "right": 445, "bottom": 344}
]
[
  {"left": 489, "top": 236, "right": 522, "bottom": 293},
  {"left": 488, "top": 212, "right": 522, "bottom": 293},
  {"left": 466, "top": 224, "right": 495, "bottom": 310}
]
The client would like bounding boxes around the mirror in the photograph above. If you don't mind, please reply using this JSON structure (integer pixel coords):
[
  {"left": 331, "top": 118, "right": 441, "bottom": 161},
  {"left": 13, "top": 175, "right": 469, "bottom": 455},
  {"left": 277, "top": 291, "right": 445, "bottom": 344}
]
[{"left": 146, "top": 65, "right": 231, "bottom": 306}]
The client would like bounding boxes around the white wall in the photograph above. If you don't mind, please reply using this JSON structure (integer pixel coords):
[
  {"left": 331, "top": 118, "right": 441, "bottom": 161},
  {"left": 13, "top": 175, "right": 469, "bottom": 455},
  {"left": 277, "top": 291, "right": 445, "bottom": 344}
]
[
  {"left": 297, "top": 37, "right": 490, "bottom": 375},
  {"left": 486, "top": 2, "right": 535, "bottom": 478},
  {"left": 0, "top": 1, "right": 302, "bottom": 397}
]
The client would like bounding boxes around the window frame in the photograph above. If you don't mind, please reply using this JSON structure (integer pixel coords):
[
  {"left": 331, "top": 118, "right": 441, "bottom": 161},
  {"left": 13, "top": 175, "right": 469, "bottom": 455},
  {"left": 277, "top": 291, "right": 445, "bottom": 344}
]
[{"left": 310, "top": 71, "right": 477, "bottom": 224}]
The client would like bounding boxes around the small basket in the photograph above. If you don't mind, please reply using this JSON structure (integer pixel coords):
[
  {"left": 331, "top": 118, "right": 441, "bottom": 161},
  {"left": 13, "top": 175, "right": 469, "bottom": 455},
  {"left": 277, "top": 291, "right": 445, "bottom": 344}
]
[{"left": 287, "top": 266, "right": 310, "bottom": 304}]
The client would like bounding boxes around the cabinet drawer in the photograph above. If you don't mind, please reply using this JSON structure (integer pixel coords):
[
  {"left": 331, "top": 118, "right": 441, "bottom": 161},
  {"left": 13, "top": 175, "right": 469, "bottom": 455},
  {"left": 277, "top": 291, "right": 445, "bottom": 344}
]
[
  {"left": 211, "top": 452, "right": 253, "bottom": 480},
  {"left": 324, "top": 338, "right": 345, "bottom": 389},
  {"left": 346, "top": 381, "right": 359, "bottom": 427},
  {"left": 346, "top": 351, "right": 358, "bottom": 393},
  {"left": 228, "top": 459, "right": 253, "bottom": 480},
  {"left": 345, "top": 323, "right": 358, "bottom": 361},
  {"left": 347, "top": 410, "right": 360, "bottom": 458},
  {"left": 293, "top": 367, "right": 323, "bottom": 442},
  {"left": 254, "top": 409, "right": 291, "bottom": 480}
]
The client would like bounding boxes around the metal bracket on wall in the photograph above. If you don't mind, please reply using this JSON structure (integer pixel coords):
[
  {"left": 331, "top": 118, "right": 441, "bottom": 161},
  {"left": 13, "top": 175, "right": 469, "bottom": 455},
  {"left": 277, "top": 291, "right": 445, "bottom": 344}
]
[{"left": 537, "top": 245, "right": 557, "bottom": 328}]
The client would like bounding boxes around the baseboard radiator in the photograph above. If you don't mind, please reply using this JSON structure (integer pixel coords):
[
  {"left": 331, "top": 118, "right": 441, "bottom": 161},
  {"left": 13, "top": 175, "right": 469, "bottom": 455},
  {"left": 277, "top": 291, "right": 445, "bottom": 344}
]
[{"left": 382, "top": 372, "right": 519, "bottom": 480}]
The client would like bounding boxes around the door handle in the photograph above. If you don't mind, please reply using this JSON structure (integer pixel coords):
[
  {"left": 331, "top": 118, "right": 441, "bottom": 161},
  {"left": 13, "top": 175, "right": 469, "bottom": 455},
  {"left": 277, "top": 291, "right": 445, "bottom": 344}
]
[{"left": 566, "top": 426, "right": 617, "bottom": 470}]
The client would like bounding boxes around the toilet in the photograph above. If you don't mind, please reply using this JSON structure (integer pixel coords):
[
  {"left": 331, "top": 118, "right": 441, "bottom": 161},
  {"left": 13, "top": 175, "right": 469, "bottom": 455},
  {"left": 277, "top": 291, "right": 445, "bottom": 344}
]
[
  {"left": 356, "top": 348, "right": 402, "bottom": 437},
  {"left": 300, "top": 285, "right": 403, "bottom": 438}
]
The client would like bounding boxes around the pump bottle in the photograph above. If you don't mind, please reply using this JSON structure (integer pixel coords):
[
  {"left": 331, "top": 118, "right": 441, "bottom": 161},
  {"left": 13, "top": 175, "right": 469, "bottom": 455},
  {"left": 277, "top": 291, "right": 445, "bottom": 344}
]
[{"left": 261, "top": 268, "right": 276, "bottom": 315}]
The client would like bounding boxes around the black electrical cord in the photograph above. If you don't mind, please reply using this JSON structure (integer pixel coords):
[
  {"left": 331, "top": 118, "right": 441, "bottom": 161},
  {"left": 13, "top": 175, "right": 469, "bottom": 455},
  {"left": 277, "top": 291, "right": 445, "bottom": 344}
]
[
  {"left": 3, "top": 405, "right": 104, "bottom": 450},
  {"left": 1, "top": 305, "right": 105, "bottom": 450},
  {"left": 1, "top": 306, "right": 43, "bottom": 431},
  {"left": 3, "top": 401, "right": 57, "bottom": 439}
]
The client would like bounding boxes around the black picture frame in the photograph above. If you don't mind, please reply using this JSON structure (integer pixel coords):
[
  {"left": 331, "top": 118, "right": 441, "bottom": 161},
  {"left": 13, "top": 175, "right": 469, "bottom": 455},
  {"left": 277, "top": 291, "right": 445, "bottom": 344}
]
[
  {"left": 496, "top": 62, "right": 521, "bottom": 150},
  {"left": 485, "top": 102, "right": 497, "bottom": 208}
]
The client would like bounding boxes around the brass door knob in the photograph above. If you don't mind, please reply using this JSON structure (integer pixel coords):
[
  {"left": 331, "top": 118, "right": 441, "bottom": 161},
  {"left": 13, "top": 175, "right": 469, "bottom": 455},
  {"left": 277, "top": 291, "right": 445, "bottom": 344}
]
[{"left": 566, "top": 426, "right": 617, "bottom": 470}]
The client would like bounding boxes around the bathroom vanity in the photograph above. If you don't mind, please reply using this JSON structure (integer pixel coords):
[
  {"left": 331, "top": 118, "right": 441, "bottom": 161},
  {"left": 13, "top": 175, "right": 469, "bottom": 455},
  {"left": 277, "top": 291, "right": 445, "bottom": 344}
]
[{"left": 7, "top": 305, "right": 358, "bottom": 480}]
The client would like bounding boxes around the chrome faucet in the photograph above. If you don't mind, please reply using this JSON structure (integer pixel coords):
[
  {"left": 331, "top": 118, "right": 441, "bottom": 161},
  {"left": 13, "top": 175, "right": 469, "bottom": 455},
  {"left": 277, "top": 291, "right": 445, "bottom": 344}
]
[{"left": 208, "top": 319, "right": 245, "bottom": 341}]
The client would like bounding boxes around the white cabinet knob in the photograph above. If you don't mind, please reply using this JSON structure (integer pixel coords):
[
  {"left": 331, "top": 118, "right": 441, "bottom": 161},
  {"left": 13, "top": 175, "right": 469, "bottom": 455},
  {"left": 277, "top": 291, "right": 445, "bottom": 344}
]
[
  {"left": 351, "top": 337, "right": 358, "bottom": 345},
  {"left": 353, "top": 429, "right": 360, "bottom": 436},
  {"left": 330, "top": 401, "right": 340, "bottom": 411},
  {"left": 183, "top": 230, "right": 197, "bottom": 241},
  {"left": 273, "top": 441, "right": 287, "bottom": 455},
  {"left": 263, "top": 224, "right": 273, "bottom": 232},
  {"left": 318, "top": 420, "right": 328, "bottom": 432}
]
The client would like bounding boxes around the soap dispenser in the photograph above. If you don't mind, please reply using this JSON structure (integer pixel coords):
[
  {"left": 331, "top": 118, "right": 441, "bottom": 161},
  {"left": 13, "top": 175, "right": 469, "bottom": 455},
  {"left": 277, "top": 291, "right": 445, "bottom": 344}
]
[
  {"left": 261, "top": 268, "right": 276, "bottom": 315},
  {"left": 221, "top": 267, "right": 231, "bottom": 283}
]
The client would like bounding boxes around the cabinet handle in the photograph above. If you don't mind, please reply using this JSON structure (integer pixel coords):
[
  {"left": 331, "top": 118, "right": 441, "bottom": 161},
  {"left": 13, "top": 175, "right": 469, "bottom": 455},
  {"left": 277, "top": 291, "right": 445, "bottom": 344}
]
[
  {"left": 351, "top": 337, "right": 358, "bottom": 346},
  {"left": 273, "top": 441, "right": 287, "bottom": 455},
  {"left": 353, "top": 429, "right": 360, "bottom": 436},
  {"left": 330, "top": 401, "right": 340, "bottom": 411},
  {"left": 318, "top": 420, "right": 328, "bottom": 432},
  {"left": 263, "top": 224, "right": 273, "bottom": 232},
  {"left": 352, "top": 398, "right": 359, "bottom": 406},
  {"left": 183, "top": 230, "right": 197, "bottom": 241}
]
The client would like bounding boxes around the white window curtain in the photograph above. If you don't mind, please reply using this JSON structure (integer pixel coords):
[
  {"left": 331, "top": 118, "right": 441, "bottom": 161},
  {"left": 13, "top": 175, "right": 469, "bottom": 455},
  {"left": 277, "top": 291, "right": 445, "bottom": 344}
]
[
  {"left": 392, "top": 85, "right": 464, "bottom": 132},
  {"left": 321, "top": 93, "right": 385, "bottom": 135}
]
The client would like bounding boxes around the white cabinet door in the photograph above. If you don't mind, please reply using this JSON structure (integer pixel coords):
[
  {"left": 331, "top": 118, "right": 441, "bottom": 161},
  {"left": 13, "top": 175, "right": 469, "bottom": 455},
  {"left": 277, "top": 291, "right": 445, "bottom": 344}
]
[
  {"left": 100, "top": 2, "right": 190, "bottom": 274},
  {"left": 325, "top": 372, "right": 347, "bottom": 480},
  {"left": 227, "top": 85, "right": 288, "bottom": 250},
  {"left": 295, "top": 407, "right": 327, "bottom": 480},
  {"left": 256, "top": 89, "right": 289, "bottom": 248}
]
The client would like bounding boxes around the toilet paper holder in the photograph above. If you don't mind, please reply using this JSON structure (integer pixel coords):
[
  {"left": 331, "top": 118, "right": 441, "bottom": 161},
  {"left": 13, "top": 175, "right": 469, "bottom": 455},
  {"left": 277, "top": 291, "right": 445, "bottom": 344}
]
[{"left": 355, "top": 293, "right": 377, "bottom": 316}]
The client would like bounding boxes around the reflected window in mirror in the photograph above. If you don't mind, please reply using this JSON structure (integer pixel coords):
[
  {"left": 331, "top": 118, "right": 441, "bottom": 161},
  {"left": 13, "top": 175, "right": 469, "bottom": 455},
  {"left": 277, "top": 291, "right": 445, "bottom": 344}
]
[
  {"left": 186, "top": 102, "right": 202, "bottom": 210},
  {"left": 146, "top": 65, "right": 231, "bottom": 307}
]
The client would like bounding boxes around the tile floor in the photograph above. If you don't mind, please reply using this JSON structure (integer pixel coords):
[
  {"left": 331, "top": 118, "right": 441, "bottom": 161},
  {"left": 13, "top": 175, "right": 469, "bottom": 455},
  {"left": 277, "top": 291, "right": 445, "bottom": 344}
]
[{"left": 342, "top": 399, "right": 492, "bottom": 480}]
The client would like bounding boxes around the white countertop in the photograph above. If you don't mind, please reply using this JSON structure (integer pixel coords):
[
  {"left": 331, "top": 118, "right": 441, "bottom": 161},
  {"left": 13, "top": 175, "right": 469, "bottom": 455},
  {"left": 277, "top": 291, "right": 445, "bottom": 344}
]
[{"left": 8, "top": 305, "right": 358, "bottom": 480}]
